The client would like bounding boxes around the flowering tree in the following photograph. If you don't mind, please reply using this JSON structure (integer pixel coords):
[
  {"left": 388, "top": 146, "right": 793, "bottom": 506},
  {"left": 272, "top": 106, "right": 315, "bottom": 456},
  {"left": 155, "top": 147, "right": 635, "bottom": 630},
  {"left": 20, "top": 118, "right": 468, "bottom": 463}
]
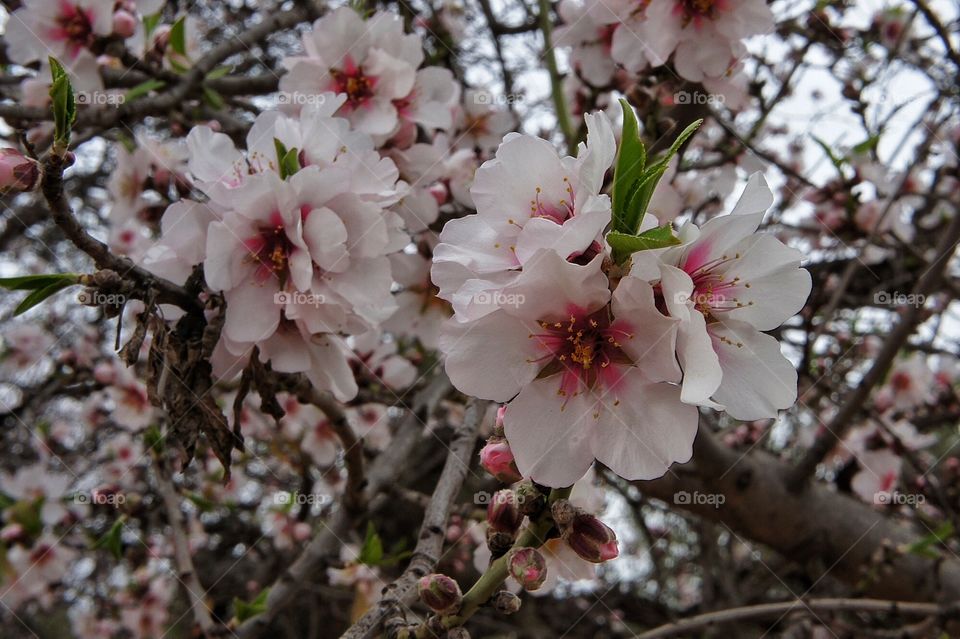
[{"left": 0, "top": 0, "right": 958, "bottom": 637}]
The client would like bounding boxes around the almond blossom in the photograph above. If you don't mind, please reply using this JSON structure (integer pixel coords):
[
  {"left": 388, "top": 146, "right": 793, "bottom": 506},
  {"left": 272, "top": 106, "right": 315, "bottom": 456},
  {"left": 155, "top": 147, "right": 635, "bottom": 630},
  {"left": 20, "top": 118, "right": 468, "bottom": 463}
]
[
  {"left": 441, "top": 250, "right": 696, "bottom": 487},
  {"left": 629, "top": 173, "right": 811, "bottom": 420},
  {"left": 432, "top": 112, "right": 615, "bottom": 322},
  {"left": 279, "top": 7, "right": 428, "bottom": 136}
]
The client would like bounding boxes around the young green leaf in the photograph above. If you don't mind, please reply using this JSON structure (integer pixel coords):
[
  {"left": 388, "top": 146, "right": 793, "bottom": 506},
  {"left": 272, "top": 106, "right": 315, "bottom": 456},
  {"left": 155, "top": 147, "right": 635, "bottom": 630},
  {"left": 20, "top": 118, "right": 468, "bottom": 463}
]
[
  {"left": 357, "top": 521, "right": 384, "bottom": 566},
  {"left": 621, "top": 118, "right": 703, "bottom": 234},
  {"left": 233, "top": 588, "right": 270, "bottom": 623},
  {"left": 142, "top": 12, "right": 163, "bottom": 40},
  {"left": 611, "top": 98, "right": 646, "bottom": 234},
  {"left": 904, "top": 521, "right": 953, "bottom": 559},
  {"left": 13, "top": 278, "right": 78, "bottom": 316},
  {"left": 811, "top": 135, "right": 846, "bottom": 175},
  {"left": 48, "top": 57, "right": 77, "bottom": 150},
  {"left": 92, "top": 517, "right": 126, "bottom": 559},
  {"left": 273, "top": 138, "right": 300, "bottom": 180},
  {"left": 0, "top": 273, "right": 79, "bottom": 291},
  {"left": 202, "top": 86, "right": 226, "bottom": 110},
  {"left": 169, "top": 16, "right": 188, "bottom": 56},
  {"left": 607, "top": 226, "right": 681, "bottom": 264},
  {"left": 124, "top": 79, "right": 166, "bottom": 102}
]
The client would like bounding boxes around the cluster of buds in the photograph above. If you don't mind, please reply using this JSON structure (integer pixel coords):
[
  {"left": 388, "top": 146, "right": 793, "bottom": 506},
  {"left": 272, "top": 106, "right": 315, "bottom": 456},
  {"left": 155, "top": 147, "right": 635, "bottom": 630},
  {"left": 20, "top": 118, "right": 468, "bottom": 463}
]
[
  {"left": 417, "top": 573, "right": 462, "bottom": 615},
  {"left": 507, "top": 547, "right": 547, "bottom": 591},
  {"left": 0, "top": 148, "right": 40, "bottom": 195},
  {"left": 479, "top": 408, "right": 522, "bottom": 483},
  {"left": 486, "top": 489, "right": 524, "bottom": 556},
  {"left": 551, "top": 499, "right": 619, "bottom": 563}
]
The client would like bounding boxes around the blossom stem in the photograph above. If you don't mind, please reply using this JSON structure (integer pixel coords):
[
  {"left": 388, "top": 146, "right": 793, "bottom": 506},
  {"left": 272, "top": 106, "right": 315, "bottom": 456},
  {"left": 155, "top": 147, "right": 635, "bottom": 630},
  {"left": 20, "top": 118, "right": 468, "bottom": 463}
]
[
  {"left": 440, "top": 486, "right": 573, "bottom": 629},
  {"left": 538, "top": 0, "right": 577, "bottom": 156}
]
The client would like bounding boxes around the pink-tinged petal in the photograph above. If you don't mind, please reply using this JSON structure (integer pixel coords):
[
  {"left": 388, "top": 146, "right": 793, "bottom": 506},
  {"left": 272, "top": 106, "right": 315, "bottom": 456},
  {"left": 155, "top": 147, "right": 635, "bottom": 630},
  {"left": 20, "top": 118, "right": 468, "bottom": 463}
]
[
  {"left": 302, "top": 207, "right": 349, "bottom": 272},
  {"left": 440, "top": 312, "right": 542, "bottom": 402},
  {"left": 305, "top": 335, "right": 358, "bottom": 402},
  {"left": 500, "top": 250, "right": 610, "bottom": 322},
  {"left": 717, "top": 234, "right": 812, "bottom": 331},
  {"left": 514, "top": 199, "right": 610, "bottom": 265},
  {"left": 186, "top": 125, "right": 243, "bottom": 185},
  {"left": 503, "top": 378, "right": 597, "bottom": 487},
  {"left": 611, "top": 275, "right": 681, "bottom": 383},
  {"left": 223, "top": 283, "right": 281, "bottom": 344},
  {"left": 709, "top": 320, "right": 798, "bottom": 420},
  {"left": 204, "top": 220, "right": 250, "bottom": 292},
  {"left": 258, "top": 325, "right": 313, "bottom": 373},
  {"left": 589, "top": 377, "right": 698, "bottom": 481}
]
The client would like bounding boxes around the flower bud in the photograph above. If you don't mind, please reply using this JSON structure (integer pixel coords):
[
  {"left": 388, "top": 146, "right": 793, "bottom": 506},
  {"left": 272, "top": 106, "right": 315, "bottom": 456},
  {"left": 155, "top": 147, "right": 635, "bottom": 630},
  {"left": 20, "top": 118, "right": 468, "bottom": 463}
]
[
  {"left": 0, "top": 149, "right": 40, "bottom": 194},
  {"left": 487, "top": 489, "right": 523, "bottom": 534},
  {"left": 508, "top": 547, "right": 547, "bottom": 591},
  {"left": 480, "top": 439, "right": 521, "bottom": 483},
  {"left": 417, "top": 573, "right": 462, "bottom": 615},
  {"left": 112, "top": 9, "right": 137, "bottom": 38},
  {"left": 565, "top": 514, "right": 619, "bottom": 563},
  {"left": 514, "top": 480, "right": 546, "bottom": 516},
  {"left": 491, "top": 590, "right": 522, "bottom": 614}
]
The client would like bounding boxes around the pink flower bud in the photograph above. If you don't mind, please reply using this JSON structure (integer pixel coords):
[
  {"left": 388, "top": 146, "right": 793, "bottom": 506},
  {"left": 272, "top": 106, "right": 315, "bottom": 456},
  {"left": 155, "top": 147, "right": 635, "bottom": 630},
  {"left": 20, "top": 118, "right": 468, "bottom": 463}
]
[
  {"left": 565, "top": 513, "right": 619, "bottom": 563},
  {"left": 494, "top": 405, "right": 507, "bottom": 434},
  {"left": 428, "top": 182, "right": 448, "bottom": 205},
  {"left": 0, "top": 149, "right": 40, "bottom": 194},
  {"left": 112, "top": 10, "right": 137, "bottom": 38},
  {"left": 487, "top": 489, "right": 523, "bottom": 534},
  {"left": 508, "top": 547, "right": 547, "bottom": 591},
  {"left": 480, "top": 439, "right": 521, "bottom": 483},
  {"left": 417, "top": 573, "right": 462, "bottom": 614}
]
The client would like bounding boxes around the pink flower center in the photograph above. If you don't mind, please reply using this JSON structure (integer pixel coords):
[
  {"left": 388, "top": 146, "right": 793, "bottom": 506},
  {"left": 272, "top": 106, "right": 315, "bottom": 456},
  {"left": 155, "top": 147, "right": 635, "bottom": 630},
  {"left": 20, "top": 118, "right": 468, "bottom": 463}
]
[
  {"left": 529, "top": 181, "right": 574, "bottom": 224},
  {"left": 330, "top": 59, "right": 377, "bottom": 108},
  {"left": 244, "top": 213, "right": 293, "bottom": 284},
  {"left": 528, "top": 306, "right": 635, "bottom": 403},
  {"left": 891, "top": 371, "right": 913, "bottom": 392},
  {"left": 674, "top": 0, "right": 727, "bottom": 27},
  {"left": 54, "top": 3, "right": 95, "bottom": 57},
  {"left": 681, "top": 249, "right": 753, "bottom": 321}
]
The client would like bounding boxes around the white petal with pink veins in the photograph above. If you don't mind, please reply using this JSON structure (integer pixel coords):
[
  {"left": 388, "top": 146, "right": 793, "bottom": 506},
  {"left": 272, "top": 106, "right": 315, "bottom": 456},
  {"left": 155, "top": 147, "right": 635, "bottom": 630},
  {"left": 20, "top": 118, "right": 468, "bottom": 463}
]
[
  {"left": 589, "top": 378, "right": 698, "bottom": 481},
  {"left": 611, "top": 275, "right": 682, "bottom": 384},
  {"left": 500, "top": 250, "right": 609, "bottom": 321},
  {"left": 440, "top": 311, "right": 542, "bottom": 402},
  {"left": 709, "top": 320, "right": 797, "bottom": 420},
  {"left": 503, "top": 379, "right": 597, "bottom": 487},
  {"left": 223, "top": 283, "right": 282, "bottom": 344}
]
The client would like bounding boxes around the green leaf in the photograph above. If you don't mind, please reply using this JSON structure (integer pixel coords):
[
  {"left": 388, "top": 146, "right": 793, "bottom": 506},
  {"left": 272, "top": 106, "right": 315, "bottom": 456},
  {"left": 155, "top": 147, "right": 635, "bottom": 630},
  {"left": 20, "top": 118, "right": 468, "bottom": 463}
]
[
  {"left": 851, "top": 135, "right": 880, "bottom": 156},
  {"left": 143, "top": 13, "right": 162, "bottom": 40},
  {"left": 13, "top": 279, "right": 77, "bottom": 316},
  {"left": 357, "top": 521, "right": 384, "bottom": 566},
  {"left": 124, "top": 79, "right": 166, "bottom": 103},
  {"left": 48, "top": 57, "right": 76, "bottom": 150},
  {"left": 92, "top": 517, "right": 126, "bottom": 559},
  {"left": 0, "top": 273, "right": 79, "bottom": 291},
  {"left": 611, "top": 98, "right": 646, "bottom": 234},
  {"left": 202, "top": 86, "right": 226, "bottom": 110},
  {"left": 273, "top": 138, "right": 300, "bottom": 180},
  {"left": 233, "top": 588, "right": 269, "bottom": 623},
  {"left": 812, "top": 135, "right": 846, "bottom": 174},
  {"left": 623, "top": 119, "right": 703, "bottom": 234},
  {"left": 607, "top": 226, "right": 681, "bottom": 264},
  {"left": 169, "top": 16, "right": 188, "bottom": 56},
  {"left": 904, "top": 522, "right": 954, "bottom": 559},
  {"left": 206, "top": 65, "right": 233, "bottom": 80}
]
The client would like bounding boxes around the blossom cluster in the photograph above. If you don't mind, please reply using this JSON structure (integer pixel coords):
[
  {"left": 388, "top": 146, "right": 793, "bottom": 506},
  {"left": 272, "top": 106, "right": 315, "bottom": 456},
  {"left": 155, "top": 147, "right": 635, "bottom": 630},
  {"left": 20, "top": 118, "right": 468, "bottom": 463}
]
[{"left": 435, "top": 113, "right": 811, "bottom": 487}]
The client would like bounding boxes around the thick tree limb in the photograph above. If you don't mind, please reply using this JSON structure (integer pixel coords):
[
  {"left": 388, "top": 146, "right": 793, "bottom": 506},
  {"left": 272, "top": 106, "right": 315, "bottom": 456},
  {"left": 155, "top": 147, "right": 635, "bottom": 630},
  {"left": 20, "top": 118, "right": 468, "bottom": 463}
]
[{"left": 638, "top": 427, "right": 960, "bottom": 603}]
